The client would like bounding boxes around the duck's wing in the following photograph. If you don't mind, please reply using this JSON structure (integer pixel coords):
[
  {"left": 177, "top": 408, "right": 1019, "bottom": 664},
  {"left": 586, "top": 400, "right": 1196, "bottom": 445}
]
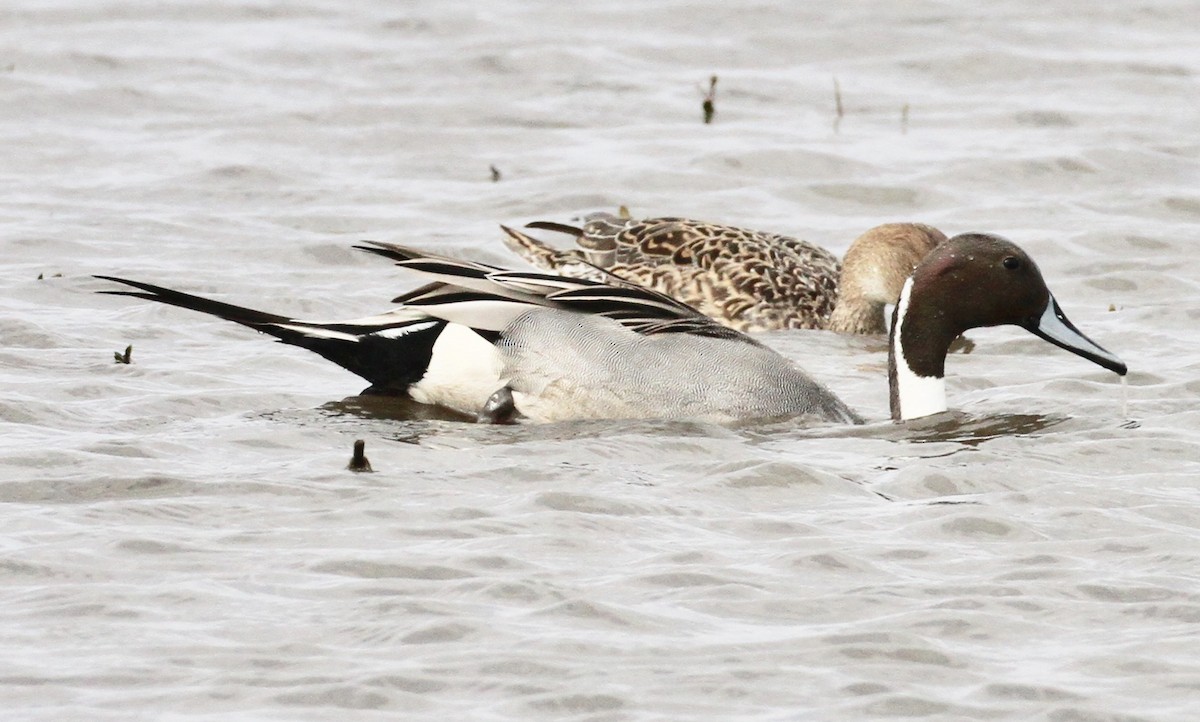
[
  {"left": 355, "top": 240, "right": 751, "bottom": 342},
  {"left": 504, "top": 216, "right": 844, "bottom": 331},
  {"left": 603, "top": 221, "right": 843, "bottom": 331},
  {"left": 498, "top": 224, "right": 617, "bottom": 283},
  {"left": 659, "top": 236, "right": 840, "bottom": 331}
]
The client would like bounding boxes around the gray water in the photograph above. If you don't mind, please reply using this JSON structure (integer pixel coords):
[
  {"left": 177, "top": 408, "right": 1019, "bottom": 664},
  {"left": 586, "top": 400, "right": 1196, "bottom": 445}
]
[{"left": 3, "top": 1, "right": 1199, "bottom": 720}]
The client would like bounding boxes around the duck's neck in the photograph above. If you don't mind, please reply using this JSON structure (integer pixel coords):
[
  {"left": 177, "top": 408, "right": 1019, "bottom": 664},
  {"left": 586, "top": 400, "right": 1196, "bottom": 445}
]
[
  {"left": 827, "top": 297, "right": 885, "bottom": 334},
  {"left": 888, "top": 277, "right": 949, "bottom": 421}
]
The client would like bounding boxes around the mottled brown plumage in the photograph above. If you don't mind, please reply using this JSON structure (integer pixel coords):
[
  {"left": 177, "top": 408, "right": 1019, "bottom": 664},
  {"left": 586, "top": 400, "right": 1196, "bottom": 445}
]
[{"left": 502, "top": 214, "right": 946, "bottom": 334}]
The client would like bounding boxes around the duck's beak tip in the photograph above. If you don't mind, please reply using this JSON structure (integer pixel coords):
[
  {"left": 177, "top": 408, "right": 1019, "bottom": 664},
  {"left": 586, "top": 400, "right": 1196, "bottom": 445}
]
[{"left": 1029, "top": 295, "right": 1127, "bottom": 378}]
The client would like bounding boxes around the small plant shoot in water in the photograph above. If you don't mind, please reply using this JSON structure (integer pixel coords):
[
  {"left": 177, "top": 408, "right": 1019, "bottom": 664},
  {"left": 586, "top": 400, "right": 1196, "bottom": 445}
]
[
  {"left": 347, "top": 439, "right": 373, "bottom": 472},
  {"left": 702, "top": 75, "right": 717, "bottom": 124}
]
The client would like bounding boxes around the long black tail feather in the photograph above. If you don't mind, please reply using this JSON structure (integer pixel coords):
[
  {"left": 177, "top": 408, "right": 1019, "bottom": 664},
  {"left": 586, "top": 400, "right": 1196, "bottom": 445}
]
[
  {"left": 95, "top": 275, "right": 442, "bottom": 394},
  {"left": 95, "top": 275, "right": 292, "bottom": 329}
]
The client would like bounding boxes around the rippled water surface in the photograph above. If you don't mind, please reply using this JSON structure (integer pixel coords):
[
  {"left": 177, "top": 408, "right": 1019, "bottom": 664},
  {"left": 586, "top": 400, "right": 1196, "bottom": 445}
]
[{"left": 3, "top": 1, "right": 1199, "bottom": 720}]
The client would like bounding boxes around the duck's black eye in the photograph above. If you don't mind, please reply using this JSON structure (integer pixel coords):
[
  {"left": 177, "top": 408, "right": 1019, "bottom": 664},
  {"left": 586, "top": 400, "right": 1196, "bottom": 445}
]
[{"left": 1002, "top": 256, "right": 1021, "bottom": 270}]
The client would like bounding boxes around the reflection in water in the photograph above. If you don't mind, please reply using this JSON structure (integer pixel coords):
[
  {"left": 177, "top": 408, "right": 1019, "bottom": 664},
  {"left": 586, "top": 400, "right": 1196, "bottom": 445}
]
[
  {"left": 741, "top": 410, "right": 1069, "bottom": 448},
  {"left": 321, "top": 394, "right": 476, "bottom": 423},
  {"left": 290, "top": 394, "right": 1074, "bottom": 453},
  {"left": 901, "top": 412, "right": 1069, "bottom": 446},
  {"left": 303, "top": 395, "right": 738, "bottom": 447}
]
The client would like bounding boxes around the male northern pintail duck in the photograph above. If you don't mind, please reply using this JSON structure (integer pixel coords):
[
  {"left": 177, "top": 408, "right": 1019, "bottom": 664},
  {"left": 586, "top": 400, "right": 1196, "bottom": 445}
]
[
  {"left": 96, "top": 232, "right": 1126, "bottom": 424},
  {"left": 501, "top": 213, "right": 947, "bottom": 334}
]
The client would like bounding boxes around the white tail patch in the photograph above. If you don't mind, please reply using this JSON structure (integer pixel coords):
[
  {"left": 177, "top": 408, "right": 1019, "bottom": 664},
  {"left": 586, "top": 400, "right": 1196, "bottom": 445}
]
[
  {"left": 892, "top": 277, "right": 947, "bottom": 421},
  {"left": 407, "top": 323, "right": 506, "bottom": 412}
]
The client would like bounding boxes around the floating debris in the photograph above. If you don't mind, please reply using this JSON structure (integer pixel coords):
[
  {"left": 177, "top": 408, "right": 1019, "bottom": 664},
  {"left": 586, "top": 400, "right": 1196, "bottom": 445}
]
[
  {"left": 113, "top": 344, "right": 132, "bottom": 364},
  {"left": 490, "top": 165, "right": 502, "bottom": 182},
  {"left": 37, "top": 273, "right": 43, "bottom": 280},
  {"left": 347, "top": 439, "right": 373, "bottom": 472},
  {"left": 617, "top": 205, "right": 632, "bottom": 220},
  {"left": 702, "top": 75, "right": 718, "bottom": 124}
]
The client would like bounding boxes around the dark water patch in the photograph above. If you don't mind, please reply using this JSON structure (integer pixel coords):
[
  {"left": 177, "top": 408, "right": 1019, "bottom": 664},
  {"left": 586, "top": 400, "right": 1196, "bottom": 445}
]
[
  {"left": 1126, "top": 62, "right": 1192, "bottom": 77},
  {"left": 1014, "top": 110, "right": 1075, "bottom": 127},
  {"left": 995, "top": 567, "right": 1068, "bottom": 582},
  {"left": 482, "top": 581, "right": 555, "bottom": 604},
  {"left": 401, "top": 622, "right": 474, "bottom": 644},
  {"left": 1084, "top": 276, "right": 1137, "bottom": 292},
  {"left": 789, "top": 551, "right": 876, "bottom": 574},
  {"left": 635, "top": 571, "right": 751, "bottom": 589},
  {"left": 463, "top": 554, "right": 527, "bottom": 571},
  {"left": 1076, "top": 584, "right": 1180, "bottom": 604},
  {"left": 0, "top": 400, "right": 44, "bottom": 425},
  {"left": 532, "top": 599, "right": 640, "bottom": 628},
  {"left": 833, "top": 641, "right": 959, "bottom": 668},
  {"left": 365, "top": 674, "right": 447, "bottom": 694},
  {"left": 534, "top": 491, "right": 669, "bottom": 517},
  {"left": 0, "top": 559, "right": 61, "bottom": 578},
  {"left": 1046, "top": 707, "right": 1159, "bottom": 722},
  {"left": 0, "top": 318, "right": 62, "bottom": 349},
  {"left": 525, "top": 692, "right": 626, "bottom": 713},
  {"left": 910, "top": 616, "right": 978, "bottom": 637},
  {"left": 395, "top": 526, "right": 479, "bottom": 540},
  {"left": 733, "top": 518, "right": 822, "bottom": 539},
  {"left": 706, "top": 459, "right": 844, "bottom": 490},
  {"left": 693, "top": 147, "right": 878, "bottom": 180},
  {"left": 938, "top": 515, "right": 1023, "bottom": 540},
  {"left": 310, "top": 560, "right": 475, "bottom": 581},
  {"left": 115, "top": 538, "right": 198, "bottom": 555},
  {"left": 273, "top": 685, "right": 390, "bottom": 709},
  {"left": 0, "top": 474, "right": 197, "bottom": 504},
  {"left": 201, "top": 163, "right": 292, "bottom": 186},
  {"left": 842, "top": 681, "right": 891, "bottom": 695},
  {"left": 809, "top": 183, "right": 921, "bottom": 207},
  {"left": 1163, "top": 197, "right": 1200, "bottom": 217},
  {"left": 1122, "top": 235, "right": 1171, "bottom": 250},
  {"left": 1129, "top": 604, "right": 1200, "bottom": 623},
  {"left": 81, "top": 442, "right": 155, "bottom": 459},
  {"left": 860, "top": 695, "right": 972, "bottom": 716},
  {"left": 298, "top": 242, "right": 367, "bottom": 266}
]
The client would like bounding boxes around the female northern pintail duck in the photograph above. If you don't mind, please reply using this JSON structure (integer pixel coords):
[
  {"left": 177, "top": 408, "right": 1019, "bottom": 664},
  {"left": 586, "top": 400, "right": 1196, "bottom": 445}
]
[
  {"left": 501, "top": 213, "right": 947, "bottom": 334},
  {"left": 97, "top": 232, "right": 1126, "bottom": 424}
]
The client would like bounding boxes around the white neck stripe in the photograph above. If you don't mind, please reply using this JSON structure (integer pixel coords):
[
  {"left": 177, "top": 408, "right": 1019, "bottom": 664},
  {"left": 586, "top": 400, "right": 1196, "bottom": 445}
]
[{"left": 893, "top": 277, "right": 947, "bottom": 421}]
